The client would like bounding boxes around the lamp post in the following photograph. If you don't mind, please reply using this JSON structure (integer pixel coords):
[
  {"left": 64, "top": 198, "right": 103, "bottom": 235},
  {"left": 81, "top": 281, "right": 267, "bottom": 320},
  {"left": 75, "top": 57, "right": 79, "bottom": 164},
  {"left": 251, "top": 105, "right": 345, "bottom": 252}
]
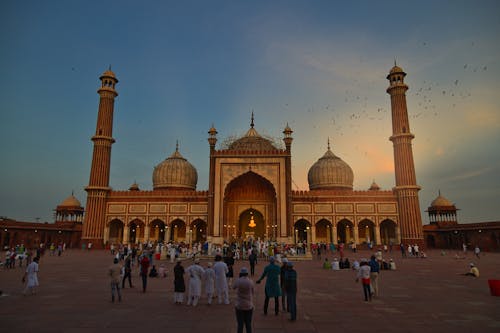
[
  {"left": 188, "top": 229, "right": 192, "bottom": 249},
  {"left": 306, "top": 226, "right": 311, "bottom": 254},
  {"left": 295, "top": 229, "right": 298, "bottom": 244}
]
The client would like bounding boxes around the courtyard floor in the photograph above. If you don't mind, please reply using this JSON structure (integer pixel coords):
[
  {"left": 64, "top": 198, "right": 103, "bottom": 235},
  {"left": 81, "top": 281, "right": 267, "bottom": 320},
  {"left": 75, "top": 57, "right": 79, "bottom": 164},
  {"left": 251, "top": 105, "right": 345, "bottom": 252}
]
[{"left": 1, "top": 248, "right": 499, "bottom": 333}]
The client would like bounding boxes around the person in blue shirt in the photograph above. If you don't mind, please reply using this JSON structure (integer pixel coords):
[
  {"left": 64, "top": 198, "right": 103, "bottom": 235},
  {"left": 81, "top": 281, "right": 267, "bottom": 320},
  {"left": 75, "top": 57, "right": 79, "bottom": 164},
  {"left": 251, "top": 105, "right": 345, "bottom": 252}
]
[{"left": 256, "top": 256, "right": 281, "bottom": 315}]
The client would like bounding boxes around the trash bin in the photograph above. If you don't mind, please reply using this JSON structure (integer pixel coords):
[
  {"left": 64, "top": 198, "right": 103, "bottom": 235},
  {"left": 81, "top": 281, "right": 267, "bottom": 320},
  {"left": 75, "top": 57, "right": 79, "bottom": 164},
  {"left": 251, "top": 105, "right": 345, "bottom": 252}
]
[
  {"left": 488, "top": 279, "right": 500, "bottom": 296},
  {"left": 155, "top": 253, "right": 161, "bottom": 260}
]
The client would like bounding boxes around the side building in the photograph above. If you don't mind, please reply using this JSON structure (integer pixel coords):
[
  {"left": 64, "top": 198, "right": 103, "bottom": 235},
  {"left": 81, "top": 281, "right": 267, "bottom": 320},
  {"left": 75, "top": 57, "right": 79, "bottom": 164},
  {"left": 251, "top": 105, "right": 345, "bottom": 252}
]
[{"left": 423, "top": 192, "right": 500, "bottom": 251}]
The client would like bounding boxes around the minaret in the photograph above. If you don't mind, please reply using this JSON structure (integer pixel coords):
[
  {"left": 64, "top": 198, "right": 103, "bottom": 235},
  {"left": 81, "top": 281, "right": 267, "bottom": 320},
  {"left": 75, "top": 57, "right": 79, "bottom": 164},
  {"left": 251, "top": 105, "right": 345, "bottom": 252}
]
[
  {"left": 82, "top": 68, "right": 118, "bottom": 247},
  {"left": 283, "top": 123, "right": 293, "bottom": 240},
  {"left": 207, "top": 124, "right": 218, "bottom": 241},
  {"left": 386, "top": 64, "right": 424, "bottom": 247}
]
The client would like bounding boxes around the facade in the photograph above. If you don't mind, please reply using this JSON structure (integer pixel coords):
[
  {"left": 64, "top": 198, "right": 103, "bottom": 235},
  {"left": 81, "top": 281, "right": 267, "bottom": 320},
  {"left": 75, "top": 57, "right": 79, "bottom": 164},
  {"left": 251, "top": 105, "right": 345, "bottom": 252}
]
[
  {"left": 82, "top": 65, "right": 425, "bottom": 249},
  {"left": 423, "top": 192, "right": 500, "bottom": 251}
]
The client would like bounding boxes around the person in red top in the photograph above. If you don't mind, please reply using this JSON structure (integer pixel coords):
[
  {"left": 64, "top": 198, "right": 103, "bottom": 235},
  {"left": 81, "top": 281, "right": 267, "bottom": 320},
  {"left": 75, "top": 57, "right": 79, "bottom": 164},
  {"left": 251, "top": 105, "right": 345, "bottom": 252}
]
[{"left": 140, "top": 253, "right": 150, "bottom": 293}]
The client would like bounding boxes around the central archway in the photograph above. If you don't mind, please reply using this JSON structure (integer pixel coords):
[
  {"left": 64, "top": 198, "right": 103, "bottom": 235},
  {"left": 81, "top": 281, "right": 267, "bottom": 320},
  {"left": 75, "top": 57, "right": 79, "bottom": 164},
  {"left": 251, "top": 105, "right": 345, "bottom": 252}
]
[
  {"left": 238, "top": 209, "right": 265, "bottom": 240},
  {"left": 223, "top": 171, "right": 276, "bottom": 241}
]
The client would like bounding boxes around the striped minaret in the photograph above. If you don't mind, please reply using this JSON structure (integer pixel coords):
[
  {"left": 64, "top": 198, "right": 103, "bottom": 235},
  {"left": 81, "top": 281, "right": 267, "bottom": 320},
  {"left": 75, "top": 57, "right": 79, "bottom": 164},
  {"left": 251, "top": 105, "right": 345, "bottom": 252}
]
[
  {"left": 82, "top": 68, "right": 118, "bottom": 248},
  {"left": 386, "top": 64, "right": 424, "bottom": 248}
]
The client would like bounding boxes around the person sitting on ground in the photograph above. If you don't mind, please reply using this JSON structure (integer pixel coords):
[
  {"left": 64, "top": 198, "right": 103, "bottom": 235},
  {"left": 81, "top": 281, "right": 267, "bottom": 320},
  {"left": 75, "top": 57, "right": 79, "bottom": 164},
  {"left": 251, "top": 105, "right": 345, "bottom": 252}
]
[
  {"left": 464, "top": 263, "right": 479, "bottom": 277},
  {"left": 331, "top": 258, "right": 340, "bottom": 271},
  {"left": 149, "top": 265, "right": 158, "bottom": 278},
  {"left": 322, "top": 258, "right": 332, "bottom": 269},
  {"left": 382, "top": 259, "right": 389, "bottom": 270},
  {"left": 343, "top": 258, "right": 351, "bottom": 269}
]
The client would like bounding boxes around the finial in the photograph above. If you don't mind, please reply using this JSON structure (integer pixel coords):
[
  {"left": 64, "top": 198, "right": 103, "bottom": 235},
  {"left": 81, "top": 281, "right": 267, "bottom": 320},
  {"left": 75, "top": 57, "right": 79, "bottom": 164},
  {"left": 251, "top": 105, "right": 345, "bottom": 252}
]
[
  {"left": 251, "top": 111, "right": 254, "bottom": 128},
  {"left": 109, "top": 64, "right": 112, "bottom": 71},
  {"left": 71, "top": 190, "right": 74, "bottom": 196},
  {"left": 175, "top": 140, "right": 179, "bottom": 152},
  {"left": 394, "top": 58, "right": 397, "bottom": 66},
  {"left": 327, "top": 137, "right": 331, "bottom": 150},
  {"left": 438, "top": 189, "right": 441, "bottom": 196}
]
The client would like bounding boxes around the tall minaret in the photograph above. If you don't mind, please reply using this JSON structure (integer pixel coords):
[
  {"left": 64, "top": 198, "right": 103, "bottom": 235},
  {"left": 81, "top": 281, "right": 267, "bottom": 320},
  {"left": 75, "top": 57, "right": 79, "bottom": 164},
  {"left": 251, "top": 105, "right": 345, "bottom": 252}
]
[
  {"left": 82, "top": 68, "right": 118, "bottom": 247},
  {"left": 386, "top": 64, "right": 424, "bottom": 247}
]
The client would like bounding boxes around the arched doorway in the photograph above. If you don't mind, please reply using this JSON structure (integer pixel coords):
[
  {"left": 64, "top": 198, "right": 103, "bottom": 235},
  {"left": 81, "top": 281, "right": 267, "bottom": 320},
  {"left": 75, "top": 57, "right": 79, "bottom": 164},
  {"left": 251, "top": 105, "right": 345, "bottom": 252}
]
[
  {"left": 238, "top": 209, "right": 265, "bottom": 240},
  {"left": 223, "top": 171, "right": 277, "bottom": 242},
  {"left": 380, "top": 219, "right": 397, "bottom": 245},
  {"left": 150, "top": 219, "right": 166, "bottom": 243},
  {"left": 337, "top": 219, "right": 354, "bottom": 244},
  {"left": 109, "top": 219, "right": 124, "bottom": 244},
  {"left": 294, "top": 219, "right": 311, "bottom": 243},
  {"left": 315, "top": 219, "right": 333, "bottom": 243},
  {"left": 191, "top": 219, "right": 207, "bottom": 243},
  {"left": 170, "top": 219, "right": 186, "bottom": 243},
  {"left": 358, "top": 219, "right": 375, "bottom": 245},
  {"left": 129, "top": 219, "right": 145, "bottom": 244}
]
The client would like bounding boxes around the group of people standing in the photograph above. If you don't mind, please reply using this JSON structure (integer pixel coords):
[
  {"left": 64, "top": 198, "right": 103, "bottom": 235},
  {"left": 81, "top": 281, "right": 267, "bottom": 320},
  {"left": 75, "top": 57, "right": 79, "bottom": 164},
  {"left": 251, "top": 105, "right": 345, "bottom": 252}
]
[{"left": 107, "top": 252, "right": 299, "bottom": 333}]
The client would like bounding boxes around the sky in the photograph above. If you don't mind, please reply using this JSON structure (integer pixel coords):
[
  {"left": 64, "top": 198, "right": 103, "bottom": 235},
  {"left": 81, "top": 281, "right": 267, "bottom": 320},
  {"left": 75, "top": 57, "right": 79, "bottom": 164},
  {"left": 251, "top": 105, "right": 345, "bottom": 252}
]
[{"left": 1, "top": 0, "right": 499, "bottom": 224}]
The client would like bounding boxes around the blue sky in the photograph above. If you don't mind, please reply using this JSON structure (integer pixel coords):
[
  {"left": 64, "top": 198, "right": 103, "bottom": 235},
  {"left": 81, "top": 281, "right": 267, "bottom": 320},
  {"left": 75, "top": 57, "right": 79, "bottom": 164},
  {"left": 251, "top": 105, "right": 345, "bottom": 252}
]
[{"left": 1, "top": 0, "right": 499, "bottom": 223}]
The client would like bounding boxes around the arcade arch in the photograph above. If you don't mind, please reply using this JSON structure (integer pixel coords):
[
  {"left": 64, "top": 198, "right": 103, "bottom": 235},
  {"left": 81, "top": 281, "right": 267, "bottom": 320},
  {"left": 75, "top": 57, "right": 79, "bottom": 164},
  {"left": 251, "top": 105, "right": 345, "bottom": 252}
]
[
  {"left": 150, "top": 219, "right": 166, "bottom": 243},
  {"left": 294, "top": 219, "right": 311, "bottom": 243},
  {"left": 380, "top": 219, "right": 398, "bottom": 245},
  {"left": 337, "top": 219, "right": 354, "bottom": 244},
  {"left": 170, "top": 219, "right": 186, "bottom": 243},
  {"left": 108, "top": 219, "right": 124, "bottom": 244},
  {"left": 315, "top": 219, "right": 333, "bottom": 243},
  {"left": 358, "top": 219, "right": 375, "bottom": 244}
]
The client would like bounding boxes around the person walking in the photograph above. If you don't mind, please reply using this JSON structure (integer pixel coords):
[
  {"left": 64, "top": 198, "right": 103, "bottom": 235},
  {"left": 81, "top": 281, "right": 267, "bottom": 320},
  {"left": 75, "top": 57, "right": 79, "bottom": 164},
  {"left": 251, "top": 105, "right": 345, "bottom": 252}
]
[
  {"left": 139, "top": 252, "right": 150, "bottom": 293},
  {"left": 22, "top": 256, "right": 39, "bottom": 295},
  {"left": 284, "top": 261, "right": 298, "bottom": 321},
  {"left": 248, "top": 250, "right": 258, "bottom": 277},
  {"left": 369, "top": 255, "right": 380, "bottom": 297},
  {"left": 108, "top": 258, "right": 122, "bottom": 303},
  {"left": 256, "top": 256, "right": 281, "bottom": 315},
  {"left": 233, "top": 267, "right": 254, "bottom": 333},
  {"left": 356, "top": 259, "right": 372, "bottom": 301},
  {"left": 186, "top": 258, "right": 205, "bottom": 306},
  {"left": 122, "top": 256, "right": 133, "bottom": 288},
  {"left": 204, "top": 262, "right": 216, "bottom": 305},
  {"left": 474, "top": 245, "right": 481, "bottom": 259},
  {"left": 213, "top": 255, "right": 230, "bottom": 304},
  {"left": 173, "top": 259, "right": 186, "bottom": 304}
]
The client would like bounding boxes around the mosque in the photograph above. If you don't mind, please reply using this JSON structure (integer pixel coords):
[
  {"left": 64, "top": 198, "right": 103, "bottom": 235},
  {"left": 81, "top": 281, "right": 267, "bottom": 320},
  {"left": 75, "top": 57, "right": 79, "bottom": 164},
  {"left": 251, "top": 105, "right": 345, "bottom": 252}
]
[{"left": 81, "top": 65, "right": 425, "bottom": 249}]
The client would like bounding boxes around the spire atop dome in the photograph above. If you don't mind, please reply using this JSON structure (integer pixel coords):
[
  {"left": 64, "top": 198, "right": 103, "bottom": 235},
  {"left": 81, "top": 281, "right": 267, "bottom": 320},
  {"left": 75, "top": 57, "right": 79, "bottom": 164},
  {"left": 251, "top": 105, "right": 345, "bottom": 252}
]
[
  {"left": 250, "top": 111, "right": 255, "bottom": 128},
  {"left": 327, "top": 137, "right": 331, "bottom": 150}
]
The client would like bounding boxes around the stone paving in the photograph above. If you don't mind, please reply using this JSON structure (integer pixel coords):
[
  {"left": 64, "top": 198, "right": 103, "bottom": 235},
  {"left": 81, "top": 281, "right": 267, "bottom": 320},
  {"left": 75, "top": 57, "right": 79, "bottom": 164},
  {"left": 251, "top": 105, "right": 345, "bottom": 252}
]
[{"left": 1, "top": 249, "right": 499, "bottom": 333}]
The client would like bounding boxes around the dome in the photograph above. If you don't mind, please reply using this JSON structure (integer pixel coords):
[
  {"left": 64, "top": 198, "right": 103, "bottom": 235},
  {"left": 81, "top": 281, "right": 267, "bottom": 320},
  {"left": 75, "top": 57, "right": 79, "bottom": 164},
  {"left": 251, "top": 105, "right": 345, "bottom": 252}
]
[
  {"left": 153, "top": 146, "right": 198, "bottom": 190},
  {"left": 369, "top": 180, "right": 380, "bottom": 191},
  {"left": 308, "top": 147, "right": 354, "bottom": 190},
  {"left": 100, "top": 68, "right": 117, "bottom": 80},
  {"left": 129, "top": 182, "right": 140, "bottom": 191},
  {"left": 389, "top": 65, "right": 404, "bottom": 74},
  {"left": 59, "top": 194, "right": 82, "bottom": 207},
  {"left": 430, "top": 192, "right": 453, "bottom": 207},
  {"left": 227, "top": 127, "right": 277, "bottom": 151}
]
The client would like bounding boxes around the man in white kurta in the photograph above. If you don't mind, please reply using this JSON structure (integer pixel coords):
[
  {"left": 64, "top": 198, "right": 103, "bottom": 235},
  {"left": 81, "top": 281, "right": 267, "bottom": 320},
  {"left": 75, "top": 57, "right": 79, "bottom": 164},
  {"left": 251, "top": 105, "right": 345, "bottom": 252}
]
[
  {"left": 204, "top": 262, "right": 216, "bottom": 305},
  {"left": 23, "top": 256, "right": 39, "bottom": 295},
  {"left": 186, "top": 259, "right": 205, "bottom": 306},
  {"left": 213, "top": 255, "right": 230, "bottom": 304}
]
